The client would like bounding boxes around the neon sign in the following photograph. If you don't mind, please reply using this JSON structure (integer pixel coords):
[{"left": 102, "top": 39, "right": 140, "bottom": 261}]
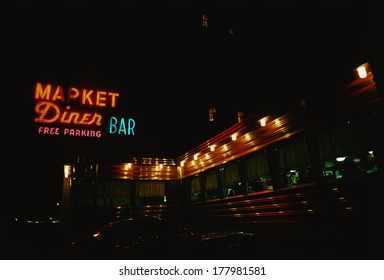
[{"left": 34, "top": 82, "right": 135, "bottom": 138}]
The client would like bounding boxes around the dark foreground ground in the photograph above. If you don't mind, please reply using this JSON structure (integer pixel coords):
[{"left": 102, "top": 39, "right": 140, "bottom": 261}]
[{"left": 1, "top": 216, "right": 382, "bottom": 260}]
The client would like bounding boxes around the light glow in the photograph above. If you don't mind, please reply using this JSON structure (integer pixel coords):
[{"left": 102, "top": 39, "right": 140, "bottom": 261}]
[
  {"left": 336, "top": 157, "right": 346, "bottom": 162},
  {"left": 64, "top": 165, "right": 70, "bottom": 178},
  {"left": 357, "top": 66, "right": 367, "bottom": 78}
]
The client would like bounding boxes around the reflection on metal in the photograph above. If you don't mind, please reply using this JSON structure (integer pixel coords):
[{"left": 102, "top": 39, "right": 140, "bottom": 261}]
[
  {"left": 177, "top": 110, "right": 311, "bottom": 178},
  {"left": 98, "top": 158, "right": 178, "bottom": 180},
  {"left": 176, "top": 61, "right": 379, "bottom": 179}
]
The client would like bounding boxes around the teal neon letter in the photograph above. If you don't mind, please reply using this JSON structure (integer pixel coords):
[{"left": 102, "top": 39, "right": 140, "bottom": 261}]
[
  {"left": 109, "top": 116, "right": 135, "bottom": 135},
  {"left": 109, "top": 116, "right": 117, "bottom": 134}
]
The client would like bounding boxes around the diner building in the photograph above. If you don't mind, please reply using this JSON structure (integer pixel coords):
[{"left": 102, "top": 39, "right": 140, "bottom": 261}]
[{"left": 57, "top": 62, "right": 383, "bottom": 231}]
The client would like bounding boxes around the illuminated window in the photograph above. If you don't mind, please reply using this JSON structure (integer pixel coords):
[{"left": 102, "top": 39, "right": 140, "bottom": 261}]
[
  {"left": 202, "top": 14, "right": 208, "bottom": 27},
  {"left": 209, "top": 107, "right": 216, "bottom": 122},
  {"left": 237, "top": 112, "right": 244, "bottom": 123}
]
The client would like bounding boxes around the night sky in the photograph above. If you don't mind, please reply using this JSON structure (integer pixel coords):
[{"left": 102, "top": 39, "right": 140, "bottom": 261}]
[{"left": 4, "top": 0, "right": 382, "bottom": 212}]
